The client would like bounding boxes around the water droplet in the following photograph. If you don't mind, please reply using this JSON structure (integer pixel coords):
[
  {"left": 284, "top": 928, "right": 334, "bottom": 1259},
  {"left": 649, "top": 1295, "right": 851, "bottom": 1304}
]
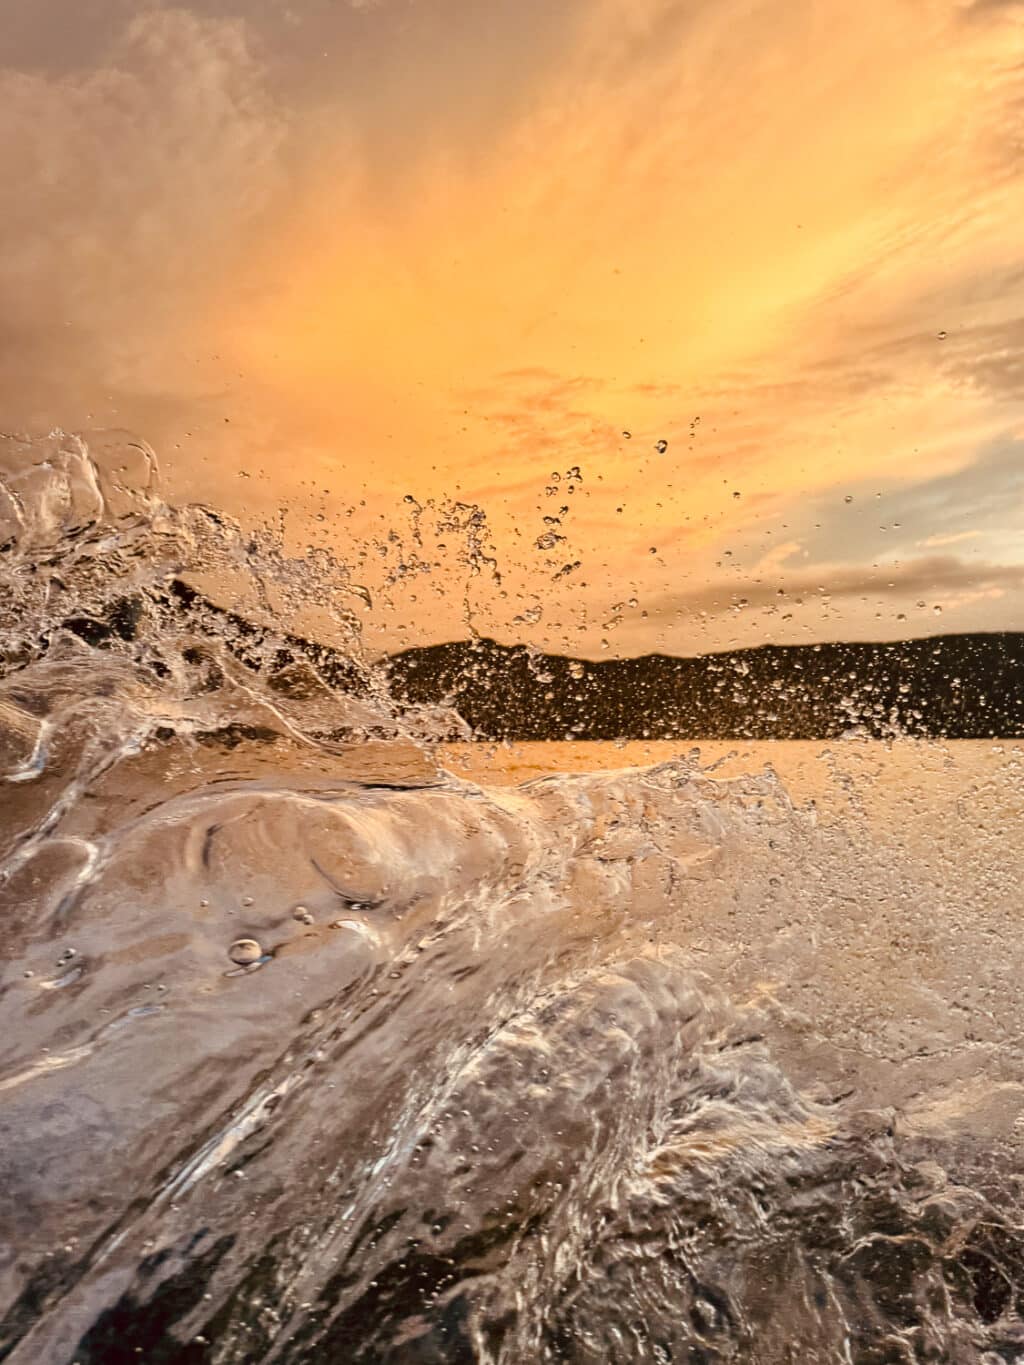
[
  {"left": 622, "top": 430, "right": 631, "bottom": 439},
  {"left": 732, "top": 491, "right": 741, "bottom": 499},
  {"left": 292, "top": 906, "right": 315, "bottom": 925},
  {"left": 241, "top": 896, "right": 254, "bottom": 908},
  {"left": 654, "top": 439, "right": 668, "bottom": 454},
  {"left": 844, "top": 495, "right": 853, "bottom": 503},
  {"left": 933, "top": 604, "right": 943, "bottom": 615},
  {"left": 937, "top": 330, "right": 947, "bottom": 340},
  {"left": 228, "top": 938, "right": 263, "bottom": 966}
]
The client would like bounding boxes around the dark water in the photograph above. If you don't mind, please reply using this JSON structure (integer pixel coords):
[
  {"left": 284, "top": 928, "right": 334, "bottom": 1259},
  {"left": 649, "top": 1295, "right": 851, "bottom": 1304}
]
[{"left": 3, "top": 433, "right": 1024, "bottom": 1363}]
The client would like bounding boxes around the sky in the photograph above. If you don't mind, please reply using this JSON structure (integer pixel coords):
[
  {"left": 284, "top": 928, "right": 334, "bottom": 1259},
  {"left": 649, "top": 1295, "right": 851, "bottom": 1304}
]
[{"left": 1, "top": 0, "right": 1022, "bottom": 657}]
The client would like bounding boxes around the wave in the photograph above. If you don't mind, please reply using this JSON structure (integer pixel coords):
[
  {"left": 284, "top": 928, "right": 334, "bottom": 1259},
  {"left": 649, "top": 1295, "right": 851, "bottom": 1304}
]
[{"left": 2, "top": 433, "right": 1023, "bottom": 1363}]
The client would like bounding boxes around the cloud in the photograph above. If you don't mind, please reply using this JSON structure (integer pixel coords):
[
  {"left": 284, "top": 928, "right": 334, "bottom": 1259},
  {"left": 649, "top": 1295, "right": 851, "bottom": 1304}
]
[
  {"left": 0, "top": 9, "right": 286, "bottom": 406},
  {"left": 944, "top": 317, "right": 1024, "bottom": 399},
  {"left": 917, "top": 530, "right": 983, "bottom": 549},
  {"left": 785, "top": 436, "right": 1024, "bottom": 571},
  {"left": 647, "top": 553, "right": 1024, "bottom": 621},
  {"left": 1, "top": 0, "right": 1023, "bottom": 655},
  {"left": 961, "top": 0, "right": 1024, "bottom": 14}
]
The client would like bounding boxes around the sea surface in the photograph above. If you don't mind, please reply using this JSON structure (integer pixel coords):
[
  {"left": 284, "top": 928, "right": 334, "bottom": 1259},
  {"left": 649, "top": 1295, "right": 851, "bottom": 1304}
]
[{"left": 3, "top": 434, "right": 1024, "bottom": 1363}]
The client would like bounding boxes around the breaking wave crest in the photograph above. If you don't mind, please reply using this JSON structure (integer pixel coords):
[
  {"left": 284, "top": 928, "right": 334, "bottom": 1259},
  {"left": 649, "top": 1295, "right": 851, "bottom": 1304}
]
[{"left": 2, "top": 433, "right": 1024, "bottom": 1363}]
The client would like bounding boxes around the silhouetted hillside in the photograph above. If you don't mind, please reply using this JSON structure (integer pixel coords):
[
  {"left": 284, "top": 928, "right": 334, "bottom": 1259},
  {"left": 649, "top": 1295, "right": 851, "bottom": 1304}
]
[
  {"left": 385, "top": 633, "right": 1024, "bottom": 740},
  {"left": 33, "top": 584, "right": 1024, "bottom": 741}
]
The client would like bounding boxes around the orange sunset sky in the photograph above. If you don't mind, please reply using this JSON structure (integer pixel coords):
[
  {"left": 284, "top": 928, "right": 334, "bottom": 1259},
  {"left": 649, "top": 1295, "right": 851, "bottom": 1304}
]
[{"left": 1, "top": 0, "right": 1023, "bottom": 657}]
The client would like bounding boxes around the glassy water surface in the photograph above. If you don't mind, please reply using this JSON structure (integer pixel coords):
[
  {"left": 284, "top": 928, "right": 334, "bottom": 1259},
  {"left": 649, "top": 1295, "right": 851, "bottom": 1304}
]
[{"left": 3, "top": 435, "right": 1024, "bottom": 1362}]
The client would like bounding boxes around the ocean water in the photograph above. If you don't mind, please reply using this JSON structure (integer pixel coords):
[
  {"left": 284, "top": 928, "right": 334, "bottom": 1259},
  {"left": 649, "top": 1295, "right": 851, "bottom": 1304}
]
[{"left": 3, "top": 434, "right": 1024, "bottom": 1364}]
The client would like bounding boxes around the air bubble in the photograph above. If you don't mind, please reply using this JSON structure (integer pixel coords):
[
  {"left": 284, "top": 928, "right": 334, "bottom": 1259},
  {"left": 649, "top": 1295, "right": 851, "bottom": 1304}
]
[{"left": 228, "top": 939, "right": 263, "bottom": 966}]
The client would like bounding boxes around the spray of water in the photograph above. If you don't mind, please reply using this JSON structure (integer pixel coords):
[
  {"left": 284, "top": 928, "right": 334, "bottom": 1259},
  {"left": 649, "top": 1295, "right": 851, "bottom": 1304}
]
[{"left": 2, "top": 432, "right": 1023, "bottom": 1363}]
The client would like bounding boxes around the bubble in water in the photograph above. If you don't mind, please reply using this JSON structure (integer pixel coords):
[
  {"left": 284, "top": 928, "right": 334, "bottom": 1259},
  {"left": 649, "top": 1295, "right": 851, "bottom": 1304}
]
[{"left": 228, "top": 939, "right": 263, "bottom": 966}]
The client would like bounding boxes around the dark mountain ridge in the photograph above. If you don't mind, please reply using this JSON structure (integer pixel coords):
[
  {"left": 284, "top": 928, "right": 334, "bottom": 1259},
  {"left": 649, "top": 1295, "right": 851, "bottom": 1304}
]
[
  {"left": 385, "top": 632, "right": 1024, "bottom": 741},
  {"left": 15, "top": 581, "right": 1023, "bottom": 740}
]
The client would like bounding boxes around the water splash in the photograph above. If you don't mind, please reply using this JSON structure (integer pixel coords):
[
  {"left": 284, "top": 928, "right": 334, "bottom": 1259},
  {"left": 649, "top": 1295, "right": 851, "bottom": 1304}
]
[{"left": 2, "top": 432, "right": 1024, "bottom": 1363}]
